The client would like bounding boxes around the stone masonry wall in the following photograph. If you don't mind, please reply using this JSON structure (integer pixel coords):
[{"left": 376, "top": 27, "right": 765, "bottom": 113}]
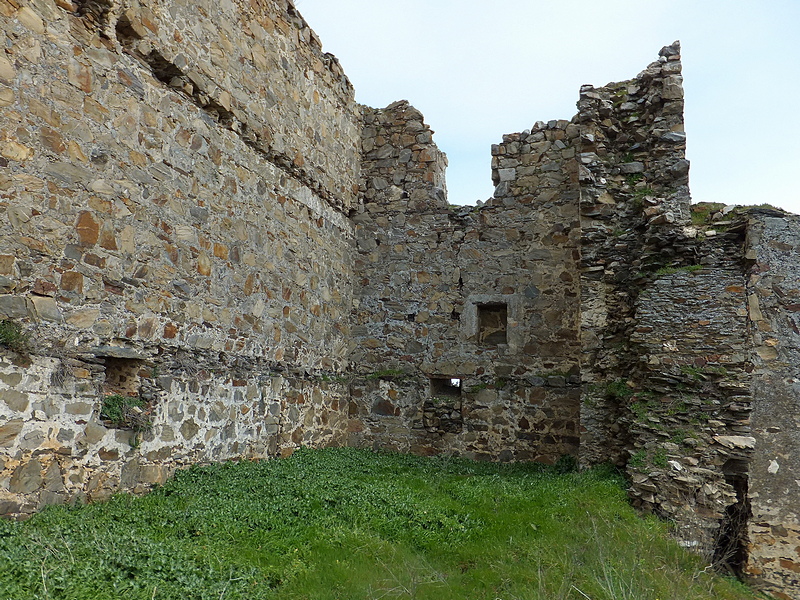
[
  {"left": 574, "top": 42, "right": 764, "bottom": 577},
  {"left": 745, "top": 212, "right": 800, "bottom": 598},
  {"left": 0, "top": 0, "right": 357, "bottom": 517},
  {"left": 348, "top": 103, "right": 581, "bottom": 461},
  {"left": 0, "top": 5, "right": 797, "bottom": 595}
]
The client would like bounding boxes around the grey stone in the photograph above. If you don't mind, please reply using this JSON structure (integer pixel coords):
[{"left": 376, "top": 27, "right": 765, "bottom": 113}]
[
  {"left": 180, "top": 419, "right": 200, "bottom": 440},
  {"left": 43, "top": 163, "right": 90, "bottom": 186},
  {"left": 9, "top": 459, "right": 43, "bottom": 494},
  {"left": 660, "top": 131, "right": 686, "bottom": 143},
  {"left": 92, "top": 346, "right": 145, "bottom": 359},
  {"left": 620, "top": 162, "right": 645, "bottom": 174},
  {"left": 0, "top": 295, "right": 28, "bottom": 318},
  {"left": 2, "top": 390, "right": 29, "bottom": 412},
  {"left": 43, "top": 462, "right": 65, "bottom": 492}
]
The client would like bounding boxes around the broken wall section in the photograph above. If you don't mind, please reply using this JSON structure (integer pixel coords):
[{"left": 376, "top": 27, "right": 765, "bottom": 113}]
[
  {"left": 0, "top": 0, "right": 357, "bottom": 517},
  {"left": 575, "top": 42, "right": 764, "bottom": 574},
  {"left": 578, "top": 41, "right": 695, "bottom": 466},
  {"left": 349, "top": 103, "right": 581, "bottom": 461}
]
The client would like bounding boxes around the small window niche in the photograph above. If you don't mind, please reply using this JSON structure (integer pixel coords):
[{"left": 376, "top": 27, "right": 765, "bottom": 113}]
[
  {"left": 430, "top": 377, "right": 462, "bottom": 398},
  {"left": 103, "top": 357, "right": 145, "bottom": 396},
  {"left": 426, "top": 377, "right": 463, "bottom": 433},
  {"left": 478, "top": 303, "right": 507, "bottom": 345}
]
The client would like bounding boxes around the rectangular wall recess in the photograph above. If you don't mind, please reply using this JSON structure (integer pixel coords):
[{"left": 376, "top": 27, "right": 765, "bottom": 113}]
[{"left": 478, "top": 303, "right": 507, "bottom": 345}]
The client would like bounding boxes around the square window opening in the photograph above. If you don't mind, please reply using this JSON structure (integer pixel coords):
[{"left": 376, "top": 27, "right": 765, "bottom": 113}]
[
  {"left": 430, "top": 377, "right": 462, "bottom": 398},
  {"left": 478, "top": 303, "right": 507, "bottom": 345}
]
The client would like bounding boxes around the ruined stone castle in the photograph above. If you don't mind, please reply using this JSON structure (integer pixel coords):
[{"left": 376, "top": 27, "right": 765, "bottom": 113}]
[{"left": 0, "top": 0, "right": 797, "bottom": 596}]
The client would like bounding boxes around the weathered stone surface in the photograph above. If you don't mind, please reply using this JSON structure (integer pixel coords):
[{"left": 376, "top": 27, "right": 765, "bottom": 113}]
[
  {"left": 0, "top": 420, "right": 24, "bottom": 446},
  {"left": 0, "top": 295, "right": 28, "bottom": 318},
  {"left": 9, "top": 459, "right": 42, "bottom": 493}
]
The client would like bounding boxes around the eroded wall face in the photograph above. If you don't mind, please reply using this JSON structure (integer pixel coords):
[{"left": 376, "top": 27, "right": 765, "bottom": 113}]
[
  {"left": 349, "top": 103, "right": 581, "bottom": 462},
  {"left": 745, "top": 214, "right": 800, "bottom": 598},
  {"left": 577, "top": 42, "right": 694, "bottom": 467},
  {"left": 0, "top": 0, "right": 357, "bottom": 517},
  {"left": 574, "top": 42, "right": 762, "bottom": 576}
]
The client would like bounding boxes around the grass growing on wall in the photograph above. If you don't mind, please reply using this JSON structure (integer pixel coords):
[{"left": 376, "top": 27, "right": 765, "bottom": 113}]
[
  {"left": 0, "top": 319, "right": 30, "bottom": 353},
  {"left": 0, "top": 448, "right": 759, "bottom": 600}
]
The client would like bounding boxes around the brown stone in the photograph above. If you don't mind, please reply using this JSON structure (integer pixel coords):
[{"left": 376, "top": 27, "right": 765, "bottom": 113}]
[
  {"left": 0, "top": 56, "right": 15, "bottom": 82},
  {"left": 67, "top": 141, "right": 87, "bottom": 163},
  {"left": 99, "top": 224, "right": 118, "bottom": 250},
  {"left": 98, "top": 448, "right": 119, "bottom": 461},
  {"left": 243, "top": 273, "right": 255, "bottom": 295},
  {"left": 60, "top": 271, "right": 84, "bottom": 293},
  {"left": 40, "top": 127, "right": 66, "bottom": 154},
  {"left": 213, "top": 243, "right": 228, "bottom": 259},
  {"left": 76, "top": 211, "right": 100, "bottom": 246},
  {"left": 197, "top": 252, "right": 211, "bottom": 276},
  {"left": 0, "top": 255, "right": 14, "bottom": 275},
  {"left": 0, "top": 420, "right": 23, "bottom": 447},
  {"left": 32, "top": 278, "right": 57, "bottom": 296},
  {"left": 67, "top": 60, "right": 92, "bottom": 93},
  {"left": 0, "top": 140, "right": 33, "bottom": 161}
]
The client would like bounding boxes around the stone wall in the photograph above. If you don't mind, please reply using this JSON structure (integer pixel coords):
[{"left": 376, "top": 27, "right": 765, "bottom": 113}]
[
  {"left": 0, "top": 0, "right": 356, "bottom": 517},
  {"left": 348, "top": 102, "right": 581, "bottom": 461},
  {"left": 745, "top": 212, "right": 800, "bottom": 598},
  {"left": 0, "top": 3, "right": 797, "bottom": 595}
]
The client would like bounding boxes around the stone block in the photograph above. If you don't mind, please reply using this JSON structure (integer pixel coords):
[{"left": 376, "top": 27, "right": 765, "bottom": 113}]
[
  {"left": 2, "top": 389, "right": 29, "bottom": 412},
  {"left": 0, "top": 419, "right": 24, "bottom": 446},
  {"left": 0, "top": 295, "right": 28, "bottom": 319},
  {"left": 29, "top": 296, "right": 62, "bottom": 322},
  {"left": 9, "top": 459, "right": 43, "bottom": 494}
]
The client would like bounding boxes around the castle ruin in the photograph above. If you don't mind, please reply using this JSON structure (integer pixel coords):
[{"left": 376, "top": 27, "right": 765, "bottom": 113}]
[{"left": 0, "top": 0, "right": 798, "bottom": 596}]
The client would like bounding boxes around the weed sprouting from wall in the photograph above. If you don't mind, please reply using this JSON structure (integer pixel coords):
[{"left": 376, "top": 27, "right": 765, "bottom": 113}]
[
  {"left": 0, "top": 319, "right": 30, "bottom": 353},
  {"left": 100, "top": 394, "right": 151, "bottom": 432}
]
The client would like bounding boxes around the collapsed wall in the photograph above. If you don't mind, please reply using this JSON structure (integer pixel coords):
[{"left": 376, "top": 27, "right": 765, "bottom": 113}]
[{"left": 0, "top": 0, "right": 358, "bottom": 517}]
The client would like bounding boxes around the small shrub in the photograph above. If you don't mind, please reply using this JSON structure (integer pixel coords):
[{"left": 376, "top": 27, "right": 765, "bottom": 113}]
[
  {"left": 630, "top": 402, "right": 650, "bottom": 420},
  {"left": 625, "top": 173, "right": 643, "bottom": 185},
  {"left": 0, "top": 319, "right": 31, "bottom": 353},
  {"left": 100, "top": 394, "right": 151, "bottom": 432},
  {"left": 629, "top": 449, "right": 647, "bottom": 468},
  {"left": 653, "top": 448, "right": 669, "bottom": 468}
]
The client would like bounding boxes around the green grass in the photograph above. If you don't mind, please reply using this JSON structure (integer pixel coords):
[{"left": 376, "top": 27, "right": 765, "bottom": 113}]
[
  {"left": 0, "top": 319, "right": 30, "bottom": 353},
  {"left": 0, "top": 448, "right": 759, "bottom": 600},
  {"left": 100, "top": 395, "right": 151, "bottom": 436}
]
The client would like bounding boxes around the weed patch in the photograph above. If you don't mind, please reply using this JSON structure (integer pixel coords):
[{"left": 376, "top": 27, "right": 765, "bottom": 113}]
[
  {"left": 0, "top": 319, "right": 31, "bottom": 353},
  {"left": 0, "top": 448, "right": 760, "bottom": 600},
  {"left": 100, "top": 394, "right": 151, "bottom": 433}
]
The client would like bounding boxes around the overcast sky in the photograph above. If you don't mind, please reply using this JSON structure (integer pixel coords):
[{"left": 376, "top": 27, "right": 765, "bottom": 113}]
[{"left": 295, "top": 1, "right": 799, "bottom": 213}]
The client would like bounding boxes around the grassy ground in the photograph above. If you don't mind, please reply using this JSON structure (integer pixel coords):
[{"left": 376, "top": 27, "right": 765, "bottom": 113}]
[{"left": 0, "top": 448, "right": 759, "bottom": 600}]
